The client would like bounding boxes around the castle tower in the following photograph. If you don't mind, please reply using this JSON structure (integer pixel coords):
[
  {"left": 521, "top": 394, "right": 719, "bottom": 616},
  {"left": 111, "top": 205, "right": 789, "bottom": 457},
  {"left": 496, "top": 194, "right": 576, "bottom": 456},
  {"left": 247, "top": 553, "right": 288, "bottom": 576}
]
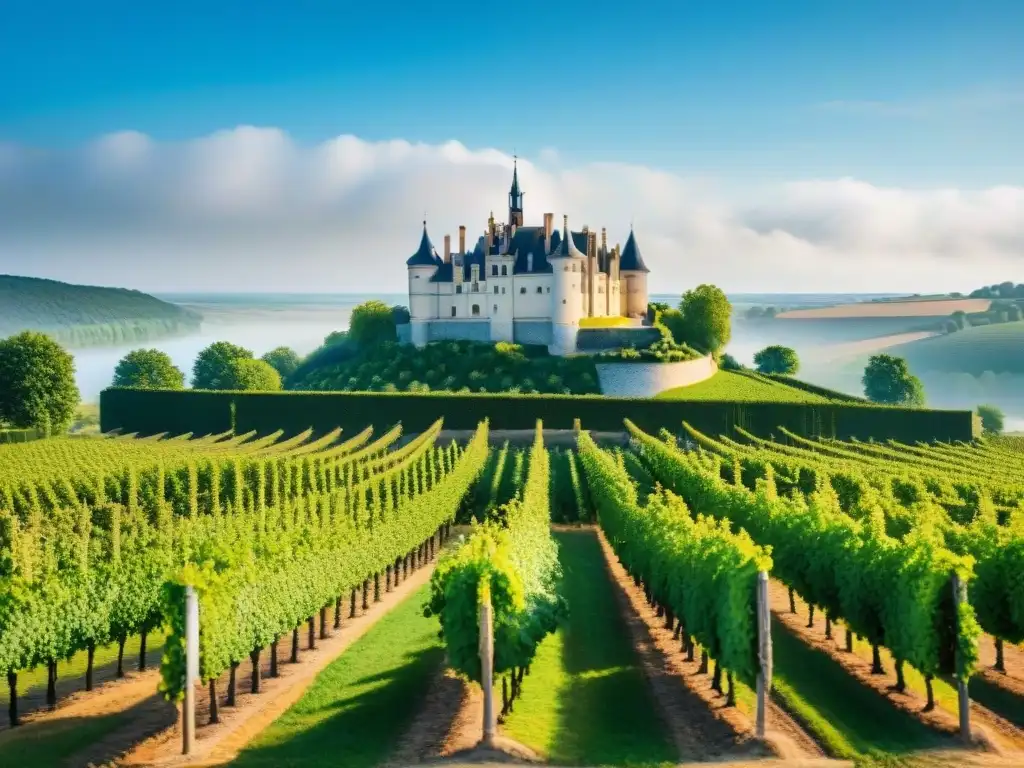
[
  {"left": 508, "top": 156, "right": 524, "bottom": 228},
  {"left": 619, "top": 227, "right": 650, "bottom": 317},
  {"left": 406, "top": 220, "right": 441, "bottom": 346},
  {"left": 547, "top": 214, "right": 585, "bottom": 355}
]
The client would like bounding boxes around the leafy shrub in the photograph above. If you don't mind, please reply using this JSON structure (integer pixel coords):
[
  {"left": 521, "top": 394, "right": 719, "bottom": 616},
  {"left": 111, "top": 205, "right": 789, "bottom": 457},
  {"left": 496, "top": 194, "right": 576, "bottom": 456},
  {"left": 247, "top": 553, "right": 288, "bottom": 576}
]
[
  {"left": 753, "top": 345, "right": 800, "bottom": 375},
  {"left": 113, "top": 348, "right": 185, "bottom": 390},
  {"left": 977, "top": 404, "right": 1004, "bottom": 434}
]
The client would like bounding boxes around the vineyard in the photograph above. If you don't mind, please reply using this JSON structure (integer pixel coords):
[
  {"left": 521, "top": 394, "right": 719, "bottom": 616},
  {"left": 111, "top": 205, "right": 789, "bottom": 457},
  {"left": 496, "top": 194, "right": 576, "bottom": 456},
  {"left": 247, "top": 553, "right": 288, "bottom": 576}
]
[{"left": 4, "top": 419, "right": 1024, "bottom": 767}]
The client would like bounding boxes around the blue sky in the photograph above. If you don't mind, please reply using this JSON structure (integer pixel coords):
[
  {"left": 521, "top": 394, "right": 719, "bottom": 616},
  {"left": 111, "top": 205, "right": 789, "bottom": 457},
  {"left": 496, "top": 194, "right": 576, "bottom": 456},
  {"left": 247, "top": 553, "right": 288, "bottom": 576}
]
[
  {"left": 2, "top": 0, "right": 1023, "bottom": 185},
  {"left": 1, "top": 1, "right": 1023, "bottom": 293}
]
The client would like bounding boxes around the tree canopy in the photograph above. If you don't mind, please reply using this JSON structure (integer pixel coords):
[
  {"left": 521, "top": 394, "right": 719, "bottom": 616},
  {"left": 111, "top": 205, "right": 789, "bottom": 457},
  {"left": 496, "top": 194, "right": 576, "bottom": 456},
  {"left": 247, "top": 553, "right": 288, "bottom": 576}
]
[
  {"left": 675, "top": 285, "right": 732, "bottom": 354},
  {"left": 348, "top": 300, "right": 398, "bottom": 349},
  {"left": 260, "top": 346, "right": 301, "bottom": 380},
  {"left": 862, "top": 354, "right": 925, "bottom": 406},
  {"left": 977, "top": 404, "right": 1004, "bottom": 435},
  {"left": 112, "top": 348, "right": 185, "bottom": 390},
  {"left": 223, "top": 358, "right": 283, "bottom": 391},
  {"left": 192, "top": 341, "right": 254, "bottom": 390},
  {"left": 753, "top": 345, "right": 800, "bottom": 375},
  {"left": 0, "top": 331, "right": 80, "bottom": 432}
]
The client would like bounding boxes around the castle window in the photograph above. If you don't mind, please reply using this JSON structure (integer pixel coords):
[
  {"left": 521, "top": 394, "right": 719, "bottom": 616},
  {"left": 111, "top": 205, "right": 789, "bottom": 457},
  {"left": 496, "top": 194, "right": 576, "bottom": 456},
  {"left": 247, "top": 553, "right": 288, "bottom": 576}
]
[
  {"left": 501, "top": 265, "right": 508, "bottom": 276},
  {"left": 456, "top": 285, "right": 462, "bottom": 294},
  {"left": 494, "top": 285, "right": 499, "bottom": 294},
  {"left": 520, "top": 286, "right": 526, "bottom": 294},
  {"left": 491, "top": 264, "right": 498, "bottom": 276},
  {"left": 546, "top": 287, "right": 551, "bottom": 293},
  {"left": 472, "top": 304, "right": 480, "bottom": 316},
  {"left": 572, "top": 263, "right": 578, "bottom": 272},
  {"left": 562, "top": 299, "right": 567, "bottom": 304},
  {"left": 502, "top": 287, "right": 506, "bottom": 294},
  {"left": 536, "top": 286, "right": 543, "bottom": 294},
  {"left": 451, "top": 306, "right": 457, "bottom": 317},
  {"left": 526, "top": 254, "right": 533, "bottom": 272},
  {"left": 563, "top": 266, "right": 569, "bottom": 272},
  {"left": 493, "top": 304, "right": 498, "bottom": 313}
]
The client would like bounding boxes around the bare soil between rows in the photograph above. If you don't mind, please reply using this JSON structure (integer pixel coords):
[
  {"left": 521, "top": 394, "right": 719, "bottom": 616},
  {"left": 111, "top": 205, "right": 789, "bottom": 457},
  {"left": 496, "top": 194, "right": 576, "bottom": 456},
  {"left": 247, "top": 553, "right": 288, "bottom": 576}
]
[
  {"left": 119, "top": 547, "right": 442, "bottom": 768},
  {"left": 593, "top": 527, "right": 809, "bottom": 764}
]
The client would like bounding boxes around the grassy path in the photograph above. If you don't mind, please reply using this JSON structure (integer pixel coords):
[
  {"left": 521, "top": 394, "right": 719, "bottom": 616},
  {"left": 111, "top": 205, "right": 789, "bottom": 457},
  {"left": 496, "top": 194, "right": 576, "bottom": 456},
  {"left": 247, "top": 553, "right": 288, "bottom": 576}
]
[
  {"left": 230, "top": 583, "right": 444, "bottom": 768},
  {"left": 769, "top": 621, "right": 948, "bottom": 763},
  {"left": 501, "top": 530, "right": 677, "bottom": 766}
]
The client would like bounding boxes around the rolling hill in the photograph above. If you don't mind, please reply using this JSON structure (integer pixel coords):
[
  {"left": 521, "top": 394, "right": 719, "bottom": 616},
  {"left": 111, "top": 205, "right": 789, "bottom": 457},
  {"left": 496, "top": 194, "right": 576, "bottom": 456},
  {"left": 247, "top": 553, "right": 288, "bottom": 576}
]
[{"left": 0, "top": 274, "right": 201, "bottom": 347}]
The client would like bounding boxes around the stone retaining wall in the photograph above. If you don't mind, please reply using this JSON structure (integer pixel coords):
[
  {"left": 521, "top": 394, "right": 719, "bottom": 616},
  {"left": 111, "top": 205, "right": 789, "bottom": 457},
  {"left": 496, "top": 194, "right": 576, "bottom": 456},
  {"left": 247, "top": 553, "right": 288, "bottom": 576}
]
[{"left": 595, "top": 355, "right": 718, "bottom": 397}]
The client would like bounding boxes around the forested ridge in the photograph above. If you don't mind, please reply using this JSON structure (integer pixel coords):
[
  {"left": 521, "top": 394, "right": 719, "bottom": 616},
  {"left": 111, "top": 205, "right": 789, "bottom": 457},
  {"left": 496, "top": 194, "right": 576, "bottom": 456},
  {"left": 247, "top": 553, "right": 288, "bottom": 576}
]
[{"left": 0, "top": 275, "right": 201, "bottom": 346}]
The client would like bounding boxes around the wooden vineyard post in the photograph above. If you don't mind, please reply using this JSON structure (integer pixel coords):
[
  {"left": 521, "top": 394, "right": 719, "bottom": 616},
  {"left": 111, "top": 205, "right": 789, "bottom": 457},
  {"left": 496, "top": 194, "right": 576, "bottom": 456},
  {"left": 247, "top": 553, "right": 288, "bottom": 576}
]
[
  {"left": 952, "top": 573, "right": 972, "bottom": 744},
  {"left": 479, "top": 584, "right": 496, "bottom": 749},
  {"left": 756, "top": 570, "right": 772, "bottom": 740},
  {"left": 183, "top": 585, "right": 199, "bottom": 755}
]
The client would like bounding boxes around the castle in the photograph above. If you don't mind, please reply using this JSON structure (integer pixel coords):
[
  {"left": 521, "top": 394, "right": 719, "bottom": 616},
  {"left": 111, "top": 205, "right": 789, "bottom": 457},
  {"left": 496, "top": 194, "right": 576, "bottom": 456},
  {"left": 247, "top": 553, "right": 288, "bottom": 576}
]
[{"left": 405, "top": 161, "right": 650, "bottom": 355}]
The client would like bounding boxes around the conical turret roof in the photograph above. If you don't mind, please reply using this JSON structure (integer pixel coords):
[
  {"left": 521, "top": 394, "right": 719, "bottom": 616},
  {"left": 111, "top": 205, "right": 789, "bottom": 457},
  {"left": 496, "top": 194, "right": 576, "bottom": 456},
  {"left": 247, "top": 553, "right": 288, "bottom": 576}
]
[
  {"left": 406, "top": 221, "right": 441, "bottom": 266},
  {"left": 619, "top": 229, "right": 649, "bottom": 273}
]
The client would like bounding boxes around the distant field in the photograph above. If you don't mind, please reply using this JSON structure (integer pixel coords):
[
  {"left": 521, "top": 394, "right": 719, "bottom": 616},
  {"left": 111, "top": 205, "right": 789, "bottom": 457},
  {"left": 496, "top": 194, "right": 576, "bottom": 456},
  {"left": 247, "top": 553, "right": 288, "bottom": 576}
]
[
  {"left": 815, "top": 331, "right": 940, "bottom": 362},
  {"left": 776, "top": 298, "right": 990, "bottom": 319},
  {"left": 887, "top": 321, "right": 1024, "bottom": 375},
  {"left": 655, "top": 370, "right": 830, "bottom": 402}
]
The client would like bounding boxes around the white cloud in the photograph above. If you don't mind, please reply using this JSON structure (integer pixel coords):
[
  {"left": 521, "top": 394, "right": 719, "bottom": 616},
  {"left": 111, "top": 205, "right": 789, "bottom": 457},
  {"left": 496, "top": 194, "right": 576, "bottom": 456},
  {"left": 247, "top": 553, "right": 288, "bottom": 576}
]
[{"left": 0, "top": 128, "right": 1021, "bottom": 294}]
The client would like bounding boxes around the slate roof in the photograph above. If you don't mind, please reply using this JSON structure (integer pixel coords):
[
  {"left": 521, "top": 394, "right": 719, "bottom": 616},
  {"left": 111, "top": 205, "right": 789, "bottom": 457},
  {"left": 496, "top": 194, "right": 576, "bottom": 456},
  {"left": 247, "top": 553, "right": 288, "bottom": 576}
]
[
  {"left": 509, "top": 226, "right": 553, "bottom": 274},
  {"left": 421, "top": 222, "right": 634, "bottom": 281},
  {"left": 619, "top": 230, "right": 649, "bottom": 273},
  {"left": 406, "top": 223, "right": 442, "bottom": 267}
]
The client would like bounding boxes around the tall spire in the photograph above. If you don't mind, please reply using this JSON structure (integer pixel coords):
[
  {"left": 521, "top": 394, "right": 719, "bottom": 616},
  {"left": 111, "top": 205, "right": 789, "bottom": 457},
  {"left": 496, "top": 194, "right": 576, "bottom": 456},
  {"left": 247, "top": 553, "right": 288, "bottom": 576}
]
[{"left": 508, "top": 154, "right": 524, "bottom": 227}]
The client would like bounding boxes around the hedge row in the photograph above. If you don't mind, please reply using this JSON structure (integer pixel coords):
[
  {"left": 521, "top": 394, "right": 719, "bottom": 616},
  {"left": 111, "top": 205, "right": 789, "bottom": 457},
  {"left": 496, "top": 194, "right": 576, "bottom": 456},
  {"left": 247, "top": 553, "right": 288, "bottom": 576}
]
[{"left": 100, "top": 388, "right": 976, "bottom": 443}]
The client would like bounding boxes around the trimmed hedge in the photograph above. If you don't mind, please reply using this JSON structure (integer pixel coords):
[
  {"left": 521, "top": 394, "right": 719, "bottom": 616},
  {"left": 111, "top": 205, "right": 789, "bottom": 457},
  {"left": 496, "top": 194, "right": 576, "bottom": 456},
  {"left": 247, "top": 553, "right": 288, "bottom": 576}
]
[
  {"left": 100, "top": 388, "right": 976, "bottom": 443},
  {"left": 100, "top": 389, "right": 234, "bottom": 436}
]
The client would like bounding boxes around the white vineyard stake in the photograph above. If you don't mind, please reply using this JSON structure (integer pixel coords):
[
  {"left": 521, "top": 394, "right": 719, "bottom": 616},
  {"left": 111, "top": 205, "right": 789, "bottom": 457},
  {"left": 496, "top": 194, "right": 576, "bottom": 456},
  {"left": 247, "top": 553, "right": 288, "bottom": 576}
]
[
  {"left": 756, "top": 570, "right": 772, "bottom": 739},
  {"left": 183, "top": 585, "right": 199, "bottom": 755},
  {"left": 952, "top": 573, "right": 972, "bottom": 744},
  {"left": 479, "top": 591, "right": 496, "bottom": 749}
]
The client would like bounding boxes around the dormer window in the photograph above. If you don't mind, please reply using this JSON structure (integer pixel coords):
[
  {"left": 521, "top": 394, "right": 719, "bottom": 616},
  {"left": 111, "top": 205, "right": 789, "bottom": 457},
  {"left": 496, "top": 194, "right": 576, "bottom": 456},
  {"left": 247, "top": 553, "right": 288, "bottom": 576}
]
[{"left": 526, "top": 253, "right": 533, "bottom": 272}]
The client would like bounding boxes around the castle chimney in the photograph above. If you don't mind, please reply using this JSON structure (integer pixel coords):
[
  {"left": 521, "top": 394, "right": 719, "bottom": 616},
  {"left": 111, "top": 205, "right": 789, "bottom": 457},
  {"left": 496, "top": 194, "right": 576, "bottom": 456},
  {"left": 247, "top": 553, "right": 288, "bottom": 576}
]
[
  {"left": 459, "top": 225, "right": 466, "bottom": 254},
  {"left": 544, "top": 213, "right": 553, "bottom": 253},
  {"left": 601, "top": 228, "right": 607, "bottom": 253},
  {"left": 587, "top": 230, "right": 597, "bottom": 317},
  {"left": 444, "top": 234, "right": 451, "bottom": 263}
]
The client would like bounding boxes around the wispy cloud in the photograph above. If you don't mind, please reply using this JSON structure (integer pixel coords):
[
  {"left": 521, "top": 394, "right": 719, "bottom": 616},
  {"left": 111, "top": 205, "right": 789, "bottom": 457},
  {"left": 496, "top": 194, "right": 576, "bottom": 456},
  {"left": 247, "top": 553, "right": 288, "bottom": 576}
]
[
  {"left": 0, "top": 129, "right": 1022, "bottom": 294},
  {"left": 814, "top": 86, "right": 1024, "bottom": 119}
]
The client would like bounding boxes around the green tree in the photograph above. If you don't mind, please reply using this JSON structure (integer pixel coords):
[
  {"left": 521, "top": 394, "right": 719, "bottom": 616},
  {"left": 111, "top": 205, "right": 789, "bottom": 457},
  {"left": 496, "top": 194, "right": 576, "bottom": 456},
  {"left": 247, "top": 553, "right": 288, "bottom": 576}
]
[
  {"left": 391, "top": 305, "right": 411, "bottom": 324},
  {"left": 977, "top": 404, "right": 1004, "bottom": 435},
  {"left": 862, "top": 354, "right": 925, "bottom": 406},
  {"left": 676, "top": 284, "right": 732, "bottom": 354},
  {"left": 719, "top": 353, "right": 744, "bottom": 371},
  {"left": 753, "top": 345, "right": 800, "bottom": 375},
  {"left": 0, "top": 331, "right": 80, "bottom": 432},
  {"left": 192, "top": 341, "right": 253, "bottom": 390},
  {"left": 348, "top": 300, "right": 398, "bottom": 349},
  {"left": 112, "top": 349, "right": 185, "bottom": 389},
  {"left": 658, "top": 308, "right": 687, "bottom": 345},
  {"left": 260, "top": 346, "right": 301, "bottom": 380},
  {"left": 324, "top": 330, "right": 349, "bottom": 347},
  {"left": 223, "top": 358, "right": 283, "bottom": 391}
]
